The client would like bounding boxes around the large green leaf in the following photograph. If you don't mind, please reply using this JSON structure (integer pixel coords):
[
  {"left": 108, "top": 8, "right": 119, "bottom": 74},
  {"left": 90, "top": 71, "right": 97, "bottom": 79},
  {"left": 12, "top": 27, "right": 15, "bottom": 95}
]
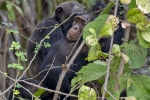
[
  {"left": 127, "top": 75, "right": 150, "bottom": 100},
  {"left": 71, "top": 61, "right": 107, "bottom": 87},
  {"left": 102, "top": 74, "right": 128, "bottom": 99},
  {"left": 124, "top": 40, "right": 147, "bottom": 69}
]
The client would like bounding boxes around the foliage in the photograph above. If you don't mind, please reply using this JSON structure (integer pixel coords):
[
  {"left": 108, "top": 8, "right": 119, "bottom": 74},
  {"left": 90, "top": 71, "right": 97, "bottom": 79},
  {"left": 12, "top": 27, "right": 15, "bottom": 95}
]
[
  {"left": 71, "top": 0, "right": 150, "bottom": 99},
  {"left": 1, "top": 0, "right": 150, "bottom": 99},
  {"left": 78, "top": 85, "right": 97, "bottom": 100}
]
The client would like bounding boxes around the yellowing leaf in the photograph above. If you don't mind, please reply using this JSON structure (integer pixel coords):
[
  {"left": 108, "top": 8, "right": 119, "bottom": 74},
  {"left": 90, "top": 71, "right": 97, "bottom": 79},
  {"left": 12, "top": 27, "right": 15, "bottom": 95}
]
[
  {"left": 106, "top": 15, "right": 119, "bottom": 30},
  {"left": 125, "top": 96, "right": 136, "bottom": 100},
  {"left": 78, "top": 85, "right": 97, "bottom": 100},
  {"left": 99, "top": 23, "right": 113, "bottom": 38},
  {"left": 120, "top": 0, "right": 131, "bottom": 4},
  {"left": 89, "top": 28, "right": 96, "bottom": 37},
  {"left": 121, "top": 53, "right": 129, "bottom": 63},
  {"left": 136, "top": 0, "right": 150, "bottom": 14},
  {"left": 14, "top": 90, "right": 20, "bottom": 95},
  {"left": 86, "top": 35, "right": 98, "bottom": 46}
]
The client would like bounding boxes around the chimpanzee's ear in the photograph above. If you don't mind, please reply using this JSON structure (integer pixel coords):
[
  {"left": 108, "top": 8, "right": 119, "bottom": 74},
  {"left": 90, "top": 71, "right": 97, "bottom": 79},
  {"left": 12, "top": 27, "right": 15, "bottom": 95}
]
[{"left": 55, "top": 7, "right": 63, "bottom": 18}]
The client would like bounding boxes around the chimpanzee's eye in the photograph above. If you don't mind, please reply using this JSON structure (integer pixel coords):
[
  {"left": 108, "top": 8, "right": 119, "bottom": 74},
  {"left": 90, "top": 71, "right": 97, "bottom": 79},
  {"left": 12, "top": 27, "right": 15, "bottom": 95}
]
[{"left": 75, "top": 18, "right": 79, "bottom": 22}]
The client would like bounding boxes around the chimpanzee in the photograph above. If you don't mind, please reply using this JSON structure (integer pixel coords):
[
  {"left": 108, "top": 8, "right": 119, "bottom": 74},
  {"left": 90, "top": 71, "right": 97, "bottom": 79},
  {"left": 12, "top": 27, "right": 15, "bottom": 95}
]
[
  {"left": 40, "top": 1, "right": 125, "bottom": 99},
  {"left": 8, "top": 78, "right": 51, "bottom": 100},
  {"left": 26, "top": 1, "right": 86, "bottom": 79},
  {"left": 40, "top": 13, "right": 90, "bottom": 100}
]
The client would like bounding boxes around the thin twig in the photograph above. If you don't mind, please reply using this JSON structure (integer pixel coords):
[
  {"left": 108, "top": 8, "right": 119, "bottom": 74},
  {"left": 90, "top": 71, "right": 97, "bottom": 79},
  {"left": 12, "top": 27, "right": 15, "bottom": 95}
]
[
  {"left": 102, "top": 0, "right": 120, "bottom": 99},
  {"left": 53, "top": 41, "right": 85, "bottom": 100}
]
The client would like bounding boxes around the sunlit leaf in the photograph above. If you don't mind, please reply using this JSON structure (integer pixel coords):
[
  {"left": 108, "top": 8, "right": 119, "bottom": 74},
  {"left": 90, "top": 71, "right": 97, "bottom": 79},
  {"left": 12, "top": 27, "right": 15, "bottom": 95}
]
[
  {"left": 78, "top": 85, "right": 97, "bottom": 100},
  {"left": 86, "top": 35, "right": 98, "bottom": 46},
  {"left": 121, "top": 53, "right": 129, "bottom": 63},
  {"left": 126, "top": 8, "right": 146, "bottom": 24},
  {"left": 120, "top": 0, "right": 131, "bottom": 4},
  {"left": 14, "top": 90, "right": 20, "bottom": 95},
  {"left": 106, "top": 15, "right": 119, "bottom": 30},
  {"left": 89, "top": 28, "right": 96, "bottom": 37},
  {"left": 136, "top": 0, "right": 150, "bottom": 14},
  {"left": 136, "top": 22, "right": 150, "bottom": 30},
  {"left": 34, "top": 88, "right": 45, "bottom": 97},
  {"left": 99, "top": 23, "right": 113, "bottom": 38}
]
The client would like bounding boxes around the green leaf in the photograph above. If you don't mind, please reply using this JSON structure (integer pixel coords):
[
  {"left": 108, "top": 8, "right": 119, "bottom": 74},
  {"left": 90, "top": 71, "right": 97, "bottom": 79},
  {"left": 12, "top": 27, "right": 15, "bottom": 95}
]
[
  {"left": 141, "top": 30, "right": 150, "bottom": 43},
  {"left": 86, "top": 44, "right": 101, "bottom": 61},
  {"left": 110, "top": 56, "right": 121, "bottom": 74},
  {"left": 2, "top": 22, "right": 13, "bottom": 27},
  {"left": 8, "top": 10, "right": 15, "bottom": 21},
  {"left": 34, "top": 88, "right": 45, "bottom": 97},
  {"left": 137, "top": 30, "right": 150, "bottom": 48},
  {"left": 14, "top": 90, "right": 20, "bottom": 95},
  {"left": 15, "top": 52, "right": 27, "bottom": 61},
  {"left": 121, "top": 53, "right": 129, "bottom": 63},
  {"left": 124, "top": 40, "right": 147, "bottom": 69},
  {"left": 6, "top": 3, "right": 12, "bottom": 11},
  {"left": 112, "top": 44, "right": 121, "bottom": 57},
  {"left": 8, "top": 63, "right": 24, "bottom": 70},
  {"left": 78, "top": 85, "right": 97, "bottom": 100},
  {"left": 71, "top": 61, "right": 107, "bottom": 87},
  {"left": 16, "top": 83, "right": 22, "bottom": 88},
  {"left": 128, "top": 0, "right": 137, "bottom": 9},
  {"left": 136, "top": 22, "right": 150, "bottom": 30},
  {"left": 104, "top": 74, "right": 128, "bottom": 99},
  {"left": 127, "top": 75, "right": 150, "bottom": 99},
  {"left": 9, "top": 41, "right": 21, "bottom": 50},
  {"left": 89, "top": 28, "right": 96, "bottom": 37},
  {"left": 13, "top": 4, "right": 23, "bottom": 15},
  {"left": 126, "top": 8, "right": 146, "bottom": 24},
  {"left": 112, "top": 44, "right": 120, "bottom": 53},
  {"left": 99, "top": 23, "right": 113, "bottom": 38},
  {"left": 44, "top": 42, "right": 51, "bottom": 48},
  {"left": 86, "top": 35, "right": 98, "bottom": 46},
  {"left": 45, "top": 35, "right": 50, "bottom": 39}
]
